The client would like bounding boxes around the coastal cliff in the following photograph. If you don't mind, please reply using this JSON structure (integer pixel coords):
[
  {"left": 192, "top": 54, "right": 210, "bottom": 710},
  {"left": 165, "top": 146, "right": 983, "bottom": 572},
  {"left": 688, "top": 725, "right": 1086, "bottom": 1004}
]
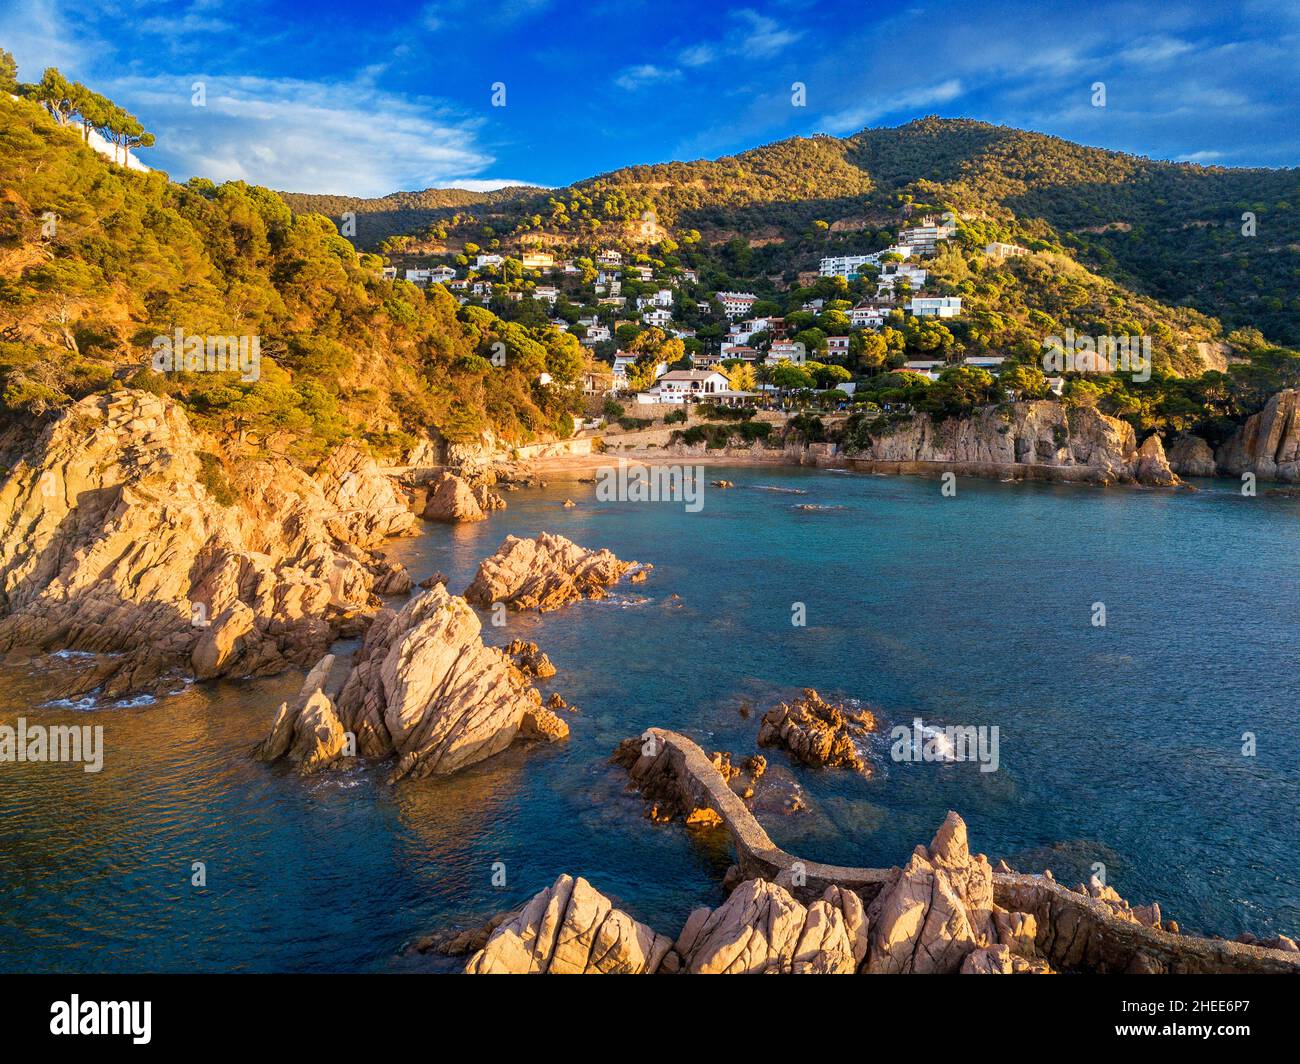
[
  {"left": 849, "top": 400, "right": 1178, "bottom": 486},
  {"left": 0, "top": 390, "right": 415, "bottom": 697},
  {"left": 1212, "top": 388, "right": 1300, "bottom": 482}
]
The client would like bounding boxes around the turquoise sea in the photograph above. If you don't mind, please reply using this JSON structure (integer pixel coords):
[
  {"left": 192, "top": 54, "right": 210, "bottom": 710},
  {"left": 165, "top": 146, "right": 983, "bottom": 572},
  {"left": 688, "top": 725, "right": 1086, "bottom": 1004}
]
[{"left": 1, "top": 467, "right": 1298, "bottom": 971}]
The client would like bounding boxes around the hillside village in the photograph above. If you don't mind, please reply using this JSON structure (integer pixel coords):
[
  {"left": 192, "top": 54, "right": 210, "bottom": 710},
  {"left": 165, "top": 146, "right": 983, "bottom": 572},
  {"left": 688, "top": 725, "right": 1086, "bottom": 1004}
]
[{"left": 383, "top": 211, "right": 1056, "bottom": 415}]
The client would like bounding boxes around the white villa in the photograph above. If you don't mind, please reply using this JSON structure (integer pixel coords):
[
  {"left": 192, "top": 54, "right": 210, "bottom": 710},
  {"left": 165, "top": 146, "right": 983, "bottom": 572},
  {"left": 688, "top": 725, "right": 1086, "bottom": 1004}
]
[
  {"left": 819, "top": 245, "right": 913, "bottom": 280},
  {"left": 475, "top": 253, "right": 504, "bottom": 269},
  {"left": 534, "top": 285, "right": 560, "bottom": 303},
  {"left": 984, "top": 242, "right": 1029, "bottom": 261},
  {"left": 404, "top": 266, "right": 456, "bottom": 286},
  {"left": 716, "top": 291, "right": 758, "bottom": 318},
  {"left": 910, "top": 296, "right": 962, "bottom": 318},
  {"left": 898, "top": 215, "right": 957, "bottom": 253},
  {"left": 642, "top": 307, "right": 673, "bottom": 328},
  {"left": 851, "top": 303, "right": 889, "bottom": 328},
  {"left": 766, "top": 341, "right": 805, "bottom": 365},
  {"left": 636, "top": 369, "right": 747, "bottom": 405}
]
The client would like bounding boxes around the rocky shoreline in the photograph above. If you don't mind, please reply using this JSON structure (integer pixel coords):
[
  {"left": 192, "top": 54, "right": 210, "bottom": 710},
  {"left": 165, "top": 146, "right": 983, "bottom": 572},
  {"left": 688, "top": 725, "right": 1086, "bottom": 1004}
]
[
  {"left": 416, "top": 730, "right": 1300, "bottom": 975},
  {"left": 4, "top": 388, "right": 1298, "bottom": 973},
  {"left": 520, "top": 390, "right": 1300, "bottom": 491}
]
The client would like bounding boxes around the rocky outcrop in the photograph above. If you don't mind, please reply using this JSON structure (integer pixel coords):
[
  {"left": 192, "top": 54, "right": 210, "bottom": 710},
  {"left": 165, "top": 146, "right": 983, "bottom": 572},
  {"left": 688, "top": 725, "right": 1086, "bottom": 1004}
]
[
  {"left": 0, "top": 392, "right": 403, "bottom": 697},
  {"left": 504, "top": 639, "right": 556, "bottom": 678},
  {"left": 315, "top": 444, "right": 417, "bottom": 547},
  {"left": 1215, "top": 389, "right": 1300, "bottom": 482},
  {"left": 865, "top": 811, "right": 1049, "bottom": 973},
  {"left": 757, "top": 689, "right": 876, "bottom": 773},
  {"left": 328, "top": 583, "right": 567, "bottom": 780},
  {"left": 1132, "top": 435, "right": 1178, "bottom": 486},
  {"left": 421, "top": 471, "right": 488, "bottom": 522},
  {"left": 675, "top": 879, "right": 869, "bottom": 974},
  {"left": 614, "top": 728, "right": 1300, "bottom": 974},
  {"left": 253, "top": 654, "right": 349, "bottom": 775},
  {"left": 1167, "top": 434, "right": 1217, "bottom": 477},
  {"left": 464, "top": 532, "right": 642, "bottom": 611},
  {"left": 465, "top": 874, "right": 674, "bottom": 974},
  {"left": 852, "top": 401, "right": 1179, "bottom": 486}
]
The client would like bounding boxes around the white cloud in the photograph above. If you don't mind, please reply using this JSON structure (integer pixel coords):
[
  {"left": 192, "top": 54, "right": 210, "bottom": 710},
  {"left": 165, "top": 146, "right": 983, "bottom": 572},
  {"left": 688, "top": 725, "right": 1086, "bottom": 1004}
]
[
  {"left": 732, "top": 9, "right": 802, "bottom": 58},
  {"left": 103, "top": 74, "right": 524, "bottom": 196},
  {"left": 820, "top": 79, "right": 965, "bottom": 135},
  {"left": 614, "top": 64, "right": 682, "bottom": 91}
]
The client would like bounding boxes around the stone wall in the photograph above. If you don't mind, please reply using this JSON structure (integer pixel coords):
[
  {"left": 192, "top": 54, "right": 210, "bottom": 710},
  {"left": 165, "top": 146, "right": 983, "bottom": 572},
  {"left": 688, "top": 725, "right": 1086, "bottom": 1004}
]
[{"left": 633, "top": 728, "right": 1300, "bottom": 975}]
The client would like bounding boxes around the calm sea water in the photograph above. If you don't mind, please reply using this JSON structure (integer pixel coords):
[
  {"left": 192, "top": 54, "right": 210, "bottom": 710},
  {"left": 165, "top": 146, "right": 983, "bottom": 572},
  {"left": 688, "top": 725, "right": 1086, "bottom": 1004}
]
[{"left": 2, "top": 468, "right": 1298, "bottom": 972}]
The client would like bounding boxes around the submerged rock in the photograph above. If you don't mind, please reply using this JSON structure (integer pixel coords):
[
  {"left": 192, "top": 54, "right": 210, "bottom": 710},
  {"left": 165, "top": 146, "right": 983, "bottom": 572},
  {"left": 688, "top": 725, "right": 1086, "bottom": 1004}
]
[
  {"left": 329, "top": 583, "right": 567, "bottom": 780},
  {"left": 464, "top": 532, "right": 641, "bottom": 611},
  {"left": 465, "top": 874, "right": 674, "bottom": 974},
  {"left": 757, "top": 689, "right": 876, "bottom": 773}
]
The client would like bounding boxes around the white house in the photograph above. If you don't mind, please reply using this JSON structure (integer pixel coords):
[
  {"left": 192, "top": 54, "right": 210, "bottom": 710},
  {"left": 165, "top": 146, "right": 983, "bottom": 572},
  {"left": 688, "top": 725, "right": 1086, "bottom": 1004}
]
[
  {"left": 984, "top": 242, "right": 1029, "bottom": 261},
  {"left": 534, "top": 285, "right": 560, "bottom": 303},
  {"left": 899, "top": 215, "right": 957, "bottom": 253},
  {"left": 521, "top": 251, "right": 555, "bottom": 269},
  {"left": 642, "top": 308, "right": 673, "bottom": 328},
  {"left": 716, "top": 291, "right": 758, "bottom": 318},
  {"left": 766, "top": 341, "right": 805, "bottom": 365},
  {"left": 910, "top": 296, "right": 962, "bottom": 318},
  {"left": 638, "top": 369, "right": 735, "bottom": 404},
  {"left": 719, "top": 343, "right": 760, "bottom": 361},
  {"left": 382, "top": 266, "right": 398, "bottom": 280},
  {"left": 963, "top": 355, "right": 1006, "bottom": 370},
  {"left": 826, "top": 335, "right": 851, "bottom": 358},
  {"left": 582, "top": 323, "right": 612, "bottom": 344},
  {"left": 475, "top": 253, "right": 504, "bottom": 269},
  {"left": 597, "top": 249, "right": 622, "bottom": 265},
  {"left": 851, "top": 303, "right": 889, "bottom": 328}
]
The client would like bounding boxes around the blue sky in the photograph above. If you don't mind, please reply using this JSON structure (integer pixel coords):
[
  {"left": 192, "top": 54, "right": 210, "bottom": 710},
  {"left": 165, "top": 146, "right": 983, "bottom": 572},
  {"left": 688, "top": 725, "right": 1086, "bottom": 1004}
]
[{"left": 2, "top": 0, "right": 1297, "bottom": 196}]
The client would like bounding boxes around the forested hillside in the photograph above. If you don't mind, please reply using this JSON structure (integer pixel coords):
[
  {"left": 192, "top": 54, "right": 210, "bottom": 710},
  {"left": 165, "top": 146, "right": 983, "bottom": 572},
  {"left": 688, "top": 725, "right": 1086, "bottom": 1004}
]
[
  {"left": 0, "top": 91, "right": 588, "bottom": 460},
  {"left": 316, "top": 117, "right": 1299, "bottom": 347}
]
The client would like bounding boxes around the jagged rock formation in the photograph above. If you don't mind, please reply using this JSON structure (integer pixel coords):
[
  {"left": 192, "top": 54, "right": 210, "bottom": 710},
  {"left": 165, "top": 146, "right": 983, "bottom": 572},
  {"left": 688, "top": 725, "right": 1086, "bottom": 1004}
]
[
  {"left": 325, "top": 584, "right": 567, "bottom": 780},
  {"left": 314, "top": 444, "right": 417, "bottom": 547},
  {"left": 610, "top": 728, "right": 1300, "bottom": 975},
  {"left": 253, "top": 654, "right": 349, "bottom": 775},
  {"left": 0, "top": 391, "right": 405, "bottom": 697},
  {"left": 675, "top": 879, "right": 869, "bottom": 974},
  {"left": 465, "top": 874, "right": 674, "bottom": 974},
  {"left": 1215, "top": 388, "right": 1300, "bottom": 482},
  {"left": 504, "top": 639, "right": 557, "bottom": 678},
  {"left": 420, "top": 471, "right": 490, "bottom": 522},
  {"left": 464, "top": 532, "right": 642, "bottom": 611},
  {"left": 851, "top": 401, "right": 1179, "bottom": 486},
  {"left": 757, "top": 689, "right": 876, "bottom": 773},
  {"left": 865, "top": 811, "right": 1050, "bottom": 973},
  {"left": 1167, "top": 434, "right": 1217, "bottom": 477}
]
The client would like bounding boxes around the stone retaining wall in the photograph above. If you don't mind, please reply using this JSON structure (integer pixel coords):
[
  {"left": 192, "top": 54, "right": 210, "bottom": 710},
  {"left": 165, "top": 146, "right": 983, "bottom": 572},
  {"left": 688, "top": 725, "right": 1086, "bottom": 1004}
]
[{"left": 639, "top": 728, "right": 1300, "bottom": 974}]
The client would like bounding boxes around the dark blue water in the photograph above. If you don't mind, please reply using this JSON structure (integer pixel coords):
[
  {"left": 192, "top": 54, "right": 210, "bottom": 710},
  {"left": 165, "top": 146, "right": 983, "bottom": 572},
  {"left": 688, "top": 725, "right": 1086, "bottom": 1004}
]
[{"left": 2, "top": 468, "right": 1298, "bottom": 972}]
